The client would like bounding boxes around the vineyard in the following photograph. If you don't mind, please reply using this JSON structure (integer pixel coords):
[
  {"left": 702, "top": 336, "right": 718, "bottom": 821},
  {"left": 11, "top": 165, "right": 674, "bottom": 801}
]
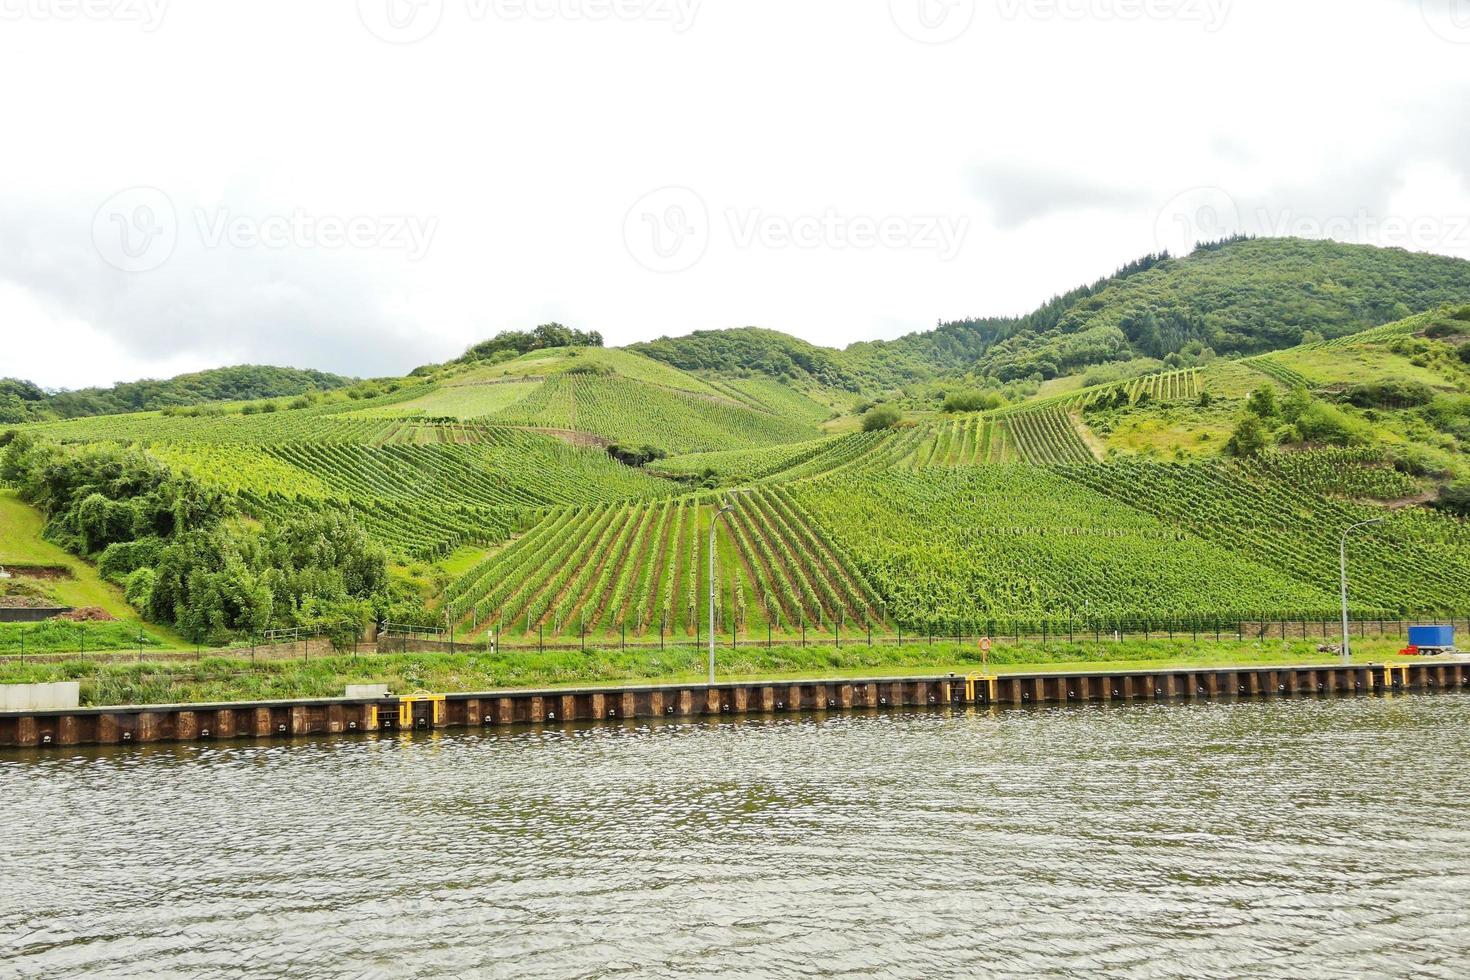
[
  {"left": 913, "top": 415, "right": 1014, "bottom": 466},
  {"left": 992, "top": 407, "right": 1094, "bottom": 465},
  {"left": 1055, "top": 460, "right": 1470, "bottom": 615},
  {"left": 10, "top": 307, "right": 1470, "bottom": 647},
  {"left": 1235, "top": 448, "right": 1421, "bottom": 501},
  {"left": 442, "top": 488, "right": 886, "bottom": 640},
  {"left": 1244, "top": 357, "right": 1313, "bottom": 389},
  {"left": 787, "top": 467, "right": 1339, "bottom": 633},
  {"left": 488, "top": 373, "right": 821, "bottom": 454}
]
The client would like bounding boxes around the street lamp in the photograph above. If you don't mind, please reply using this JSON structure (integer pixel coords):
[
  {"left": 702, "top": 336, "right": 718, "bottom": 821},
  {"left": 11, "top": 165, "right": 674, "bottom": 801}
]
[
  {"left": 708, "top": 492, "right": 748, "bottom": 685},
  {"left": 1340, "top": 517, "right": 1385, "bottom": 664}
]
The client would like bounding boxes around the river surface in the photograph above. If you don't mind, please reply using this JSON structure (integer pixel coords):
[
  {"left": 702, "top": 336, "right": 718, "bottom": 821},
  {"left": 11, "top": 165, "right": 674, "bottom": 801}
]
[{"left": 4, "top": 695, "right": 1470, "bottom": 978}]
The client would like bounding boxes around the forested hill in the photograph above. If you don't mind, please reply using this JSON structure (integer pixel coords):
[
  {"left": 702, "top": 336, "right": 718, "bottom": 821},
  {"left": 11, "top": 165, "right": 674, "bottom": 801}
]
[
  {"left": 0, "top": 365, "right": 353, "bottom": 422},
  {"left": 633, "top": 238, "right": 1470, "bottom": 390}
]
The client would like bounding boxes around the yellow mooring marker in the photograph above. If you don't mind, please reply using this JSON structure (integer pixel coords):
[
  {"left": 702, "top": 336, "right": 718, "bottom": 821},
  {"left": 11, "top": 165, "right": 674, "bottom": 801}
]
[
  {"left": 397, "top": 691, "right": 446, "bottom": 728},
  {"left": 965, "top": 672, "right": 998, "bottom": 703},
  {"left": 1382, "top": 664, "right": 1411, "bottom": 691}
]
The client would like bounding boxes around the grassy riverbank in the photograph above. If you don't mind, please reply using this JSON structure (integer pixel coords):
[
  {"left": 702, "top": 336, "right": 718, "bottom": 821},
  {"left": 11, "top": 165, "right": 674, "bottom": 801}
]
[{"left": 0, "top": 637, "right": 1426, "bottom": 708}]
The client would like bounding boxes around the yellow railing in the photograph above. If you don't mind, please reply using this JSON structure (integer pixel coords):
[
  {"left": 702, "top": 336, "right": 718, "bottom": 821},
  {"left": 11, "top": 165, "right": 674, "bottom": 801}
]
[
  {"left": 964, "top": 672, "right": 998, "bottom": 703},
  {"left": 397, "top": 691, "right": 445, "bottom": 728}
]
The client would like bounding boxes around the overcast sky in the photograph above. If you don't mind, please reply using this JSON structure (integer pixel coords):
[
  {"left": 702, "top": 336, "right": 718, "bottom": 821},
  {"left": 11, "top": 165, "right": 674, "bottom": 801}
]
[{"left": 2, "top": 0, "right": 1468, "bottom": 389}]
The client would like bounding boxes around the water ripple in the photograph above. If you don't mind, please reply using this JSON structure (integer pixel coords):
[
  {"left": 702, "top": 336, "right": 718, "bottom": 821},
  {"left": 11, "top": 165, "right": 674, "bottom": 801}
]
[{"left": 3, "top": 697, "right": 1470, "bottom": 977}]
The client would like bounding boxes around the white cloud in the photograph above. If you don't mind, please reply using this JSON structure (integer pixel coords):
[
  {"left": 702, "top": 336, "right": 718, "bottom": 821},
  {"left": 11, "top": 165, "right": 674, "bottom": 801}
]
[{"left": 0, "top": 0, "right": 1467, "bottom": 388}]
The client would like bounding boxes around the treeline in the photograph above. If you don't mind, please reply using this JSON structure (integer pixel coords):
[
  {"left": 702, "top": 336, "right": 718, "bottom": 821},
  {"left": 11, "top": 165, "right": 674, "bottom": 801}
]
[
  {"left": 631, "top": 327, "right": 860, "bottom": 389},
  {"left": 845, "top": 250, "right": 1172, "bottom": 386},
  {"left": 627, "top": 238, "right": 1470, "bottom": 392},
  {"left": 0, "top": 365, "right": 352, "bottom": 423},
  {"left": 458, "top": 323, "right": 604, "bottom": 364},
  {"left": 0, "top": 433, "right": 411, "bottom": 645},
  {"left": 969, "top": 237, "right": 1470, "bottom": 382}
]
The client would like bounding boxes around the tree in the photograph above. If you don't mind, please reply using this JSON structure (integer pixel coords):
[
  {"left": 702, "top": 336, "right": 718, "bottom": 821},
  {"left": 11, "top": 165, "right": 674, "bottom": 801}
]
[
  {"left": 1281, "top": 385, "right": 1313, "bottom": 423},
  {"left": 0, "top": 392, "right": 28, "bottom": 424},
  {"left": 1225, "top": 414, "right": 1270, "bottom": 457},
  {"left": 460, "top": 323, "right": 604, "bottom": 362},
  {"left": 862, "top": 405, "right": 902, "bottom": 431},
  {"left": 1246, "top": 385, "right": 1279, "bottom": 419},
  {"left": 1432, "top": 483, "right": 1470, "bottom": 517},
  {"left": 941, "top": 390, "right": 1004, "bottom": 413}
]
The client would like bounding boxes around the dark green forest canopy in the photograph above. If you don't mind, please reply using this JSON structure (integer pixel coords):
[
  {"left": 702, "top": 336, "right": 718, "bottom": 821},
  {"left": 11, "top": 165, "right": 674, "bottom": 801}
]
[
  {"left": 0, "top": 365, "right": 353, "bottom": 422},
  {"left": 458, "top": 323, "right": 604, "bottom": 364},
  {"left": 632, "top": 238, "right": 1470, "bottom": 390},
  {"left": 630, "top": 327, "right": 861, "bottom": 389}
]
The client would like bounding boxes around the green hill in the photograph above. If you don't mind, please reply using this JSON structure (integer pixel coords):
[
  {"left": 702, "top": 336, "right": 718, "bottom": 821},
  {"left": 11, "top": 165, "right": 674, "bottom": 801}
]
[
  {"left": 5, "top": 239, "right": 1470, "bottom": 651},
  {"left": 634, "top": 238, "right": 1470, "bottom": 390},
  {"left": 0, "top": 365, "right": 355, "bottom": 423}
]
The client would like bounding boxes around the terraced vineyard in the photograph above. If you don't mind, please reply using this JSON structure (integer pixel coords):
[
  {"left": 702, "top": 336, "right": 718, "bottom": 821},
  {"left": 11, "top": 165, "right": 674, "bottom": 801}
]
[
  {"left": 61, "top": 412, "right": 676, "bottom": 560},
  {"left": 789, "top": 467, "right": 1342, "bottom": 633},
  {"left": 1056, "top": 460, "right": 1470, "bottom": 615},
  {"left": 913, "top": 416, "right": 1014, "bottom": 466},
  {"left": 1123, "top": 368, "right": 1200, "bottom": 403},
  {"left": 1236, "top": 449, "right": 1421, "bottom": 501},
  {"left": 1243, "top": 357, "right": 1312, "bottom": 389},
  {"left": 444, "top": 488, "right": 886, "bottom": 639},
  {"left": 995, "top": 407, "right": 1094, "bottom": 465},
  {"left": 489, "top": 373, "right": 820, "bottom": 453}
]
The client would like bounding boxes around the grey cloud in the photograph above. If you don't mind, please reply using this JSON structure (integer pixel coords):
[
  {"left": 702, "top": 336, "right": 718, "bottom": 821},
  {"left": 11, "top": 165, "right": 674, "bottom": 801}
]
[
  {"left": 969, "top": 164, "right": 1151, "bottom": 228},
  {"left": 1230, "top": 92, "right": 1470, "bottom": 241},
  {"left": 0, "top": 191, "right": 444, "bottom": 383}
]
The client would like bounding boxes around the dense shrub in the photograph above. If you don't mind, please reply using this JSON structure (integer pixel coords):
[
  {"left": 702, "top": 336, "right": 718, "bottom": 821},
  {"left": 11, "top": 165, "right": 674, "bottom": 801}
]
[
  {"left": 941, "top": 390, "right": 1005, "bottom": 413},
  {"left": 98, "top": 537, "right": 164, "bottom": 582},
  {"left": 1342, "top": 380, "right": 1435, "bottom": 409},
  {"left": 1432, "top": 483, "right": 1470, "bottom": 517},
  {"left": 606, "top": 443, "right": 667, "bottom": 467},
  {"left": 461, "top": 323, "right": 604, "bottom": 362},
  {"left": 4, "top": 437, "right": 392, "bottom": 643},
  {"left": 1225, "top": 414, "right": 1270, "bottom": 457},
  {"left": 861, "top": 405, "right": 902, "bottom": 432},
  {"left": 1288, "top": 401, "right": 1370, "bottom": 446}
]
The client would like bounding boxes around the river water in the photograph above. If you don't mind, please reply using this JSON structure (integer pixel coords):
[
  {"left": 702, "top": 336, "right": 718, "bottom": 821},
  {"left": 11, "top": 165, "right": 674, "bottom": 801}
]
[{"left": 3, "top": 695, "right": 1469, "bottom": 978}]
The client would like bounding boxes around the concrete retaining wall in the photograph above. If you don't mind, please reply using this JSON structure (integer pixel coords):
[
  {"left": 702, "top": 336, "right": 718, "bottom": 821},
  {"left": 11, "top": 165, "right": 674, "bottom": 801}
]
[
  {"left": 1, "top": 682, "right": 81, "bottom": 711},
  {"left": 0, "top": 607, "right": 72, "bottom": 624}
]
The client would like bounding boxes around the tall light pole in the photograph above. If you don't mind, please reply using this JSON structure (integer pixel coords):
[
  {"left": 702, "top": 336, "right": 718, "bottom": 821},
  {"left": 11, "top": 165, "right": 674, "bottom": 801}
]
[
  {"left": 708, "top": 492, "right": 747, "bottom": 685},
  {"left": 1340, "top": 517, "right": 1384, "bottom": 664}
]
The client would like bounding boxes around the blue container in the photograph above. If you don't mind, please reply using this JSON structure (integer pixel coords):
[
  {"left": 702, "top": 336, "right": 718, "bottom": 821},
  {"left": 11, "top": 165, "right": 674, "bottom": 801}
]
[{"left": 1408, "top": 625, "right": 1455, "bottom": 649}]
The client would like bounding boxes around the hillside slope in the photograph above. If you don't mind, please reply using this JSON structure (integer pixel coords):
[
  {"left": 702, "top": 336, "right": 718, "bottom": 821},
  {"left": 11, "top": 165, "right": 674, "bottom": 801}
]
[
  {"left": 1, "top": 365, "right": 354, "bottom": 422},
  {"left": 7, "top": 245, "right": 1470, "bottom": 650},
  {"left": 633, "top": 238, "right": 1470, "bottom": 390}
]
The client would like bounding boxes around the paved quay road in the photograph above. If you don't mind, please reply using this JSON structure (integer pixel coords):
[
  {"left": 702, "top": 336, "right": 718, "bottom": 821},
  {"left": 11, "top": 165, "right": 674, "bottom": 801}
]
[{"left": 3, "top": 695, "right": 1469, "bottom": 978}]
